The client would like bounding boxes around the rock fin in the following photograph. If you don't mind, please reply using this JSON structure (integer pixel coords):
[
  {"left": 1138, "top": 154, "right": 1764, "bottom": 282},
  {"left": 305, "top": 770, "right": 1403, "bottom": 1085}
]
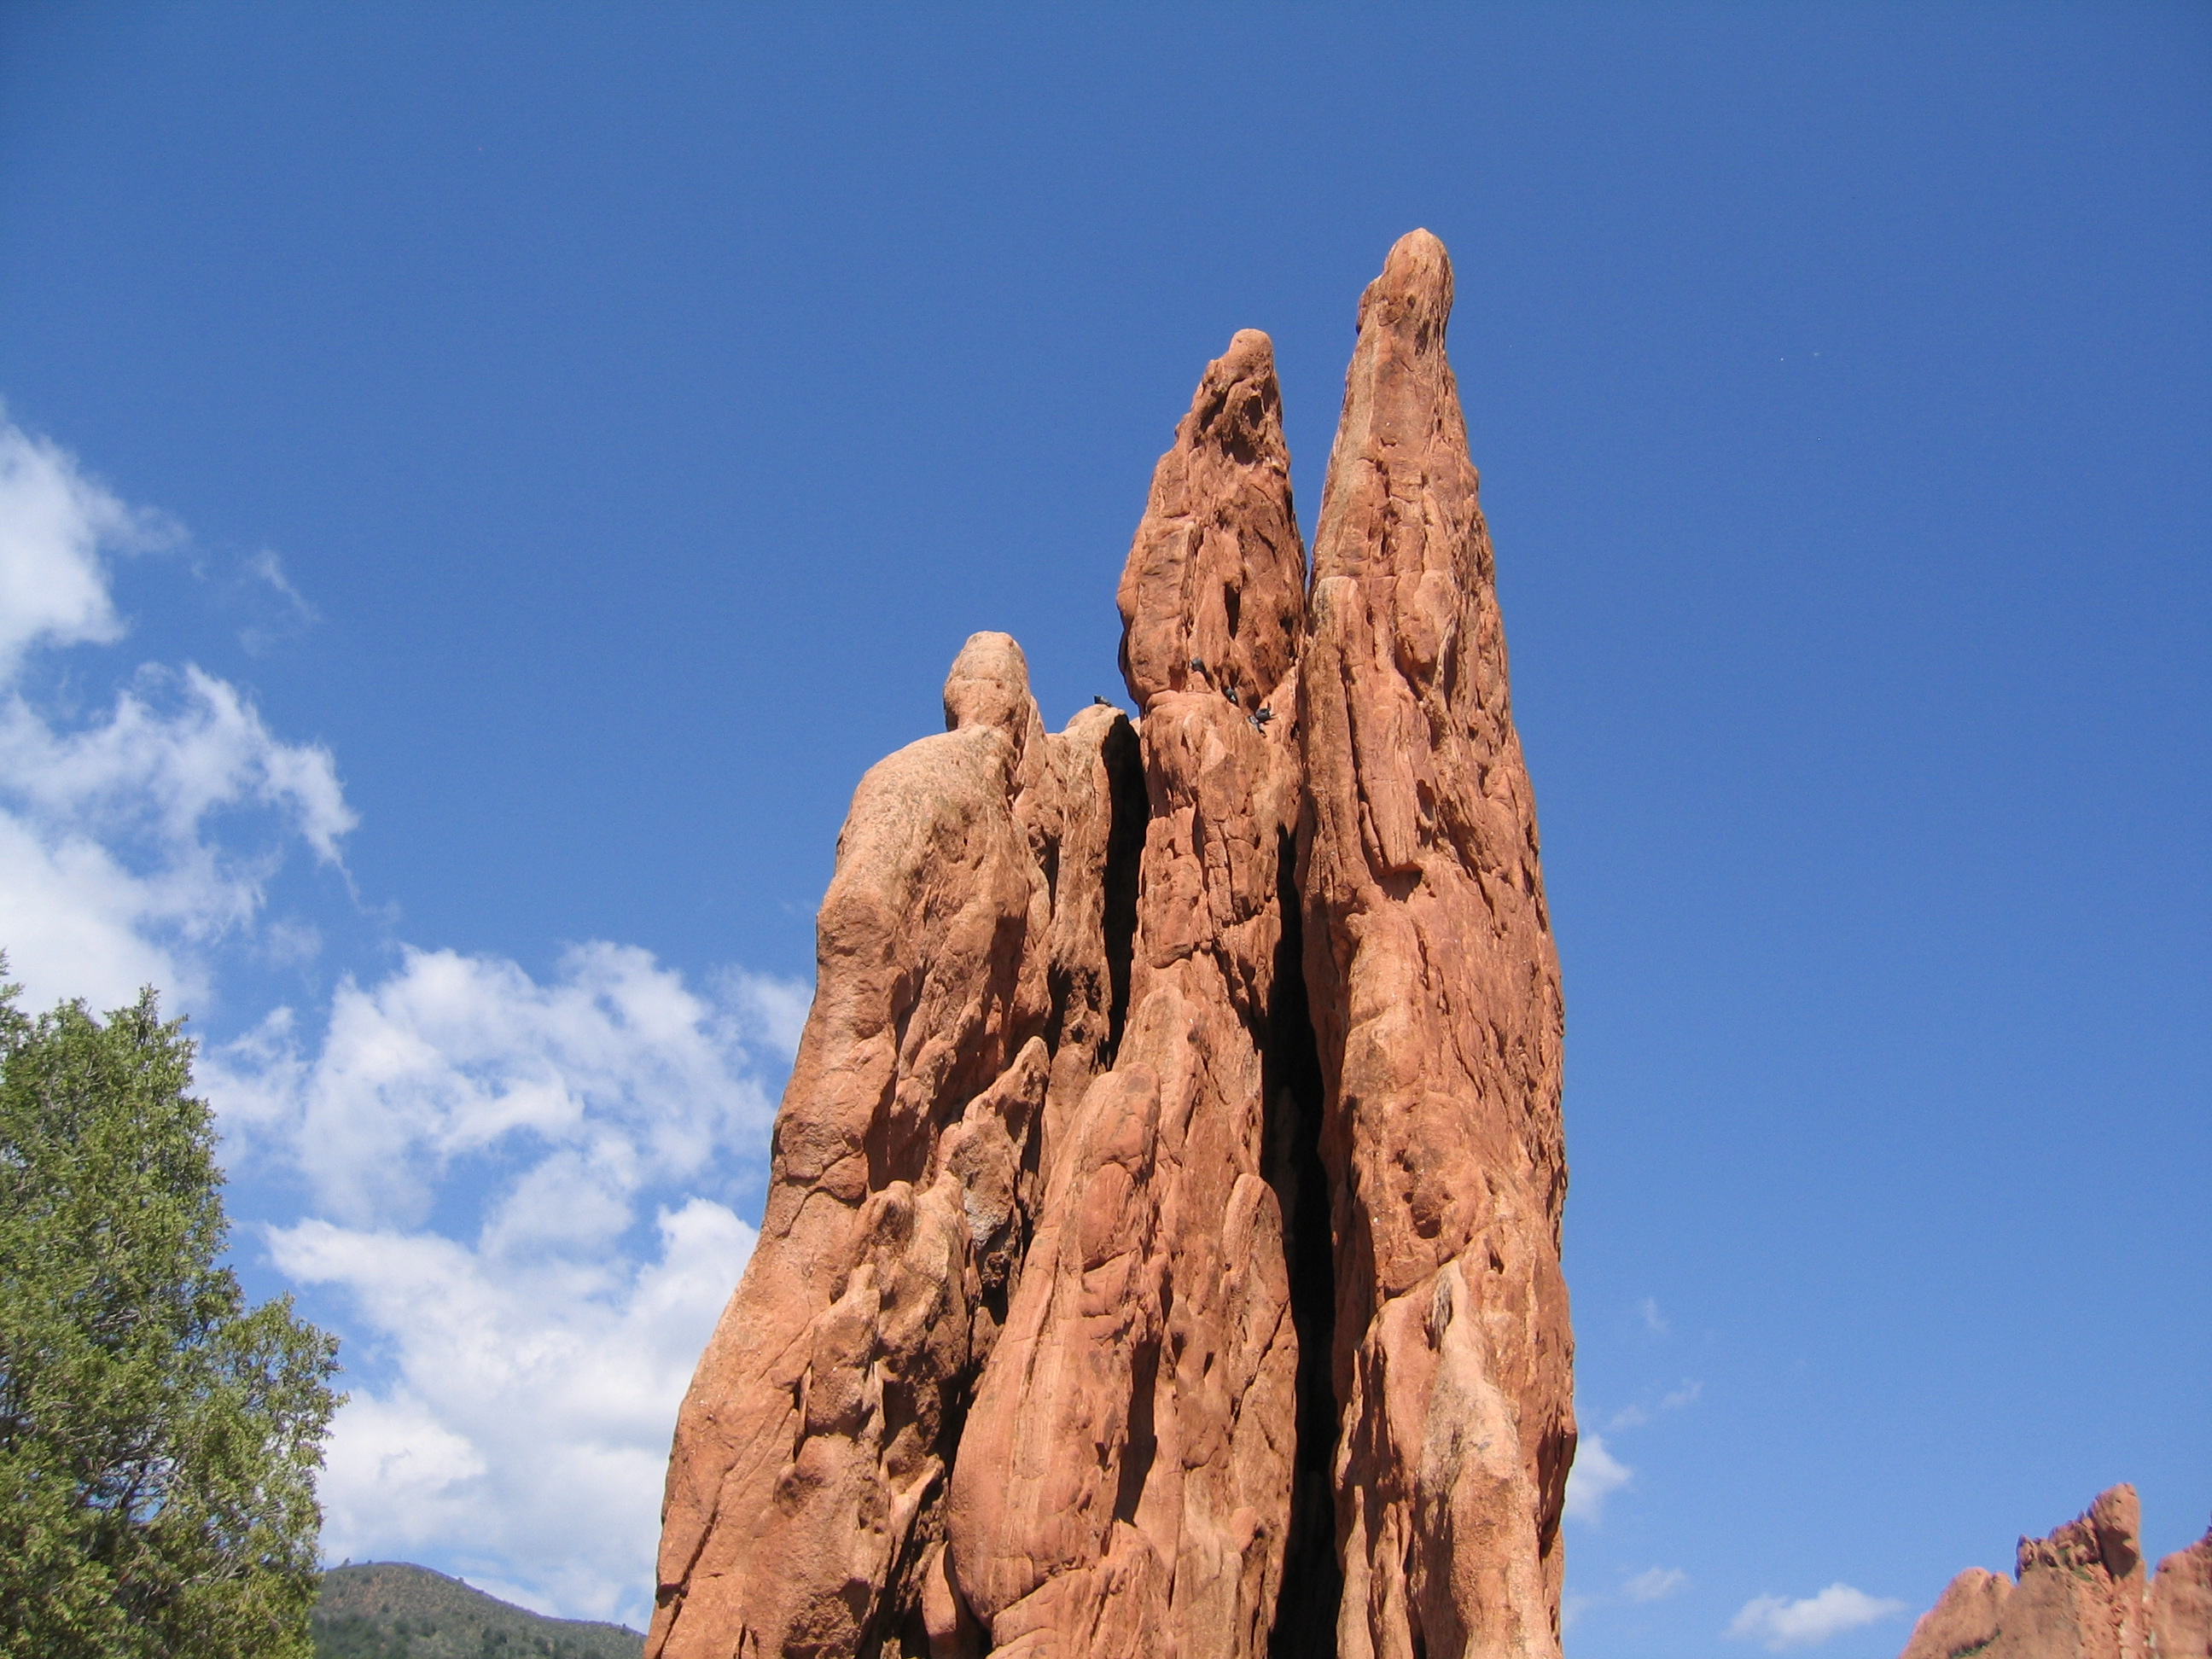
[{"left": 1298, "top": 226, "right": 1574, "bottom": 1659}]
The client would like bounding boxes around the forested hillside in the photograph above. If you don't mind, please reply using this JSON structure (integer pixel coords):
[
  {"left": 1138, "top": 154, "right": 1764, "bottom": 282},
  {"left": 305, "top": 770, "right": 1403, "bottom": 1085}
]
[{"left": 313, "top": 1563, "right": 641, "bottom": 1659}]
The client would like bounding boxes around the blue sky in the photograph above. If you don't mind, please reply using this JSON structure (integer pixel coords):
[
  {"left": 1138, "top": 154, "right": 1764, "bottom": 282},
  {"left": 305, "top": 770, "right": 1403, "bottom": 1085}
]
[{"left": 1, "top": 5, "right": 2204, "bottom": 1651}]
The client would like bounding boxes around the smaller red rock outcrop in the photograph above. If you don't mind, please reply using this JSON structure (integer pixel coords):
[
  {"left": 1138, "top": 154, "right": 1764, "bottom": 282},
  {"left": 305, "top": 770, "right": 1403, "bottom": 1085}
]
[
  {"left": 2152, "top": 1532, "right": 2212, "bottom": 1659},
  {"left": 1900, "top": 1569, "right": 2013, "bottom": 1659},
  {"left": 1899, "top": 1487, "right": 2212, "bottom": 1659}
]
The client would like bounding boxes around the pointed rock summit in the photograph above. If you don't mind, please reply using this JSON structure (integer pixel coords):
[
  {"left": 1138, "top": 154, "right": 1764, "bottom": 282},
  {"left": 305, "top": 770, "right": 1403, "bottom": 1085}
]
[
  {"left": 651, "top": 231, "right": 1575, "bottom": 1659},
  {"left": 1898, "top": 1486, "right": 2212, "bottom": 1659},
  {"left": 1300, "top": 226, "right": 1571, "bottom": 1659},
  {"left": 945, "top": 324, "right": 1307, "bottom": 1659}
]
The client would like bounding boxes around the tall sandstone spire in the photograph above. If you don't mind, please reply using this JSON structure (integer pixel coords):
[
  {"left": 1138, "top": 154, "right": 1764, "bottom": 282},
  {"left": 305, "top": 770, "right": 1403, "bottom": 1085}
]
[
  {"left": 944, "top": 327, "right": 1309, "bottom": 1659},
  {"left": 650, "top": 232, "right": 1573, "bottom": 1659},
  {"left": 1298, "top": 230, "right": 1574, "bottom": 1659}
]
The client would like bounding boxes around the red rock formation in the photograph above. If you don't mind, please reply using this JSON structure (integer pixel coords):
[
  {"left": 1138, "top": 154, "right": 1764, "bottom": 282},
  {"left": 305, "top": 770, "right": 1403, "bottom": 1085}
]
[
  {"left": 653, "top": 233, "right": 1572, "bottom": 1659},
  {"left": 944, "top": 328, "right": 1307, "bottom": 1659},
  {"left": 1899, "top": 1487, "right": 2212, "bottom": 1659},
  {"left": 1297, "top": 229, "right": 1573, "bottom": 1659},
  {"left": 649, "top": 636, "right": 1140, "bottom": 1659},
  {"left": 2152, "top": 1532, "right": 2212, "bottom": 1659},
  {"left": 1899, "top": 1569, "right": 2013, "bottom": 1659}
]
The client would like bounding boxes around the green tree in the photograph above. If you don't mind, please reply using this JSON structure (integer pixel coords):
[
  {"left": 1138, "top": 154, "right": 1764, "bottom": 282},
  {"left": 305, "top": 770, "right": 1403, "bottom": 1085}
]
[{"left": 0, "top": 963, "right": 341, "bottom": 1657}]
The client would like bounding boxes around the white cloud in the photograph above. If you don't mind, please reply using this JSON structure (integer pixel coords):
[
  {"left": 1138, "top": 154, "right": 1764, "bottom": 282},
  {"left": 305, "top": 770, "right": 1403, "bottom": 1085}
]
[
  {"left": 1727, "top": 1584, "right": 1909, "bottom": 1651},
  {"left": 1608, "top": 1377, "right": 1703, "bottom": 1432},
  {"left": 1639, "top": 1295, "right": 1668, "bottom": 1334},
  {"left": 0, "top": 663, "right": 352, "bottom": 859},
  {"left": 211, "top": 942, "right": 806, "bottom": 1626},
  {"left": 720, "top": 965, "right": 810, "bottom": 1061},
  {"left": 1626, "top": 1566, "right": 1689, "bottom": 1602},
  {"left": 0, "top": 417, "right": 350, "bottom": 1011},
  {"left": 275, "top": 1198, "right": 756, "bottom": 1626},
  {"left": 0, "top": 415, "right": 166, "bottom": 675},
  {"left": 0, "top": 412, "right": 811, "bottom": 1627},
  {"left": 0, "top": 663, "right": 353, "bottom": 1011},
  {"left": 1566, "top": 1432, "right": 1633, "bottom": 1524},
  {"left": 212, "top": 941, "right": 789, "bottom": 1227}
]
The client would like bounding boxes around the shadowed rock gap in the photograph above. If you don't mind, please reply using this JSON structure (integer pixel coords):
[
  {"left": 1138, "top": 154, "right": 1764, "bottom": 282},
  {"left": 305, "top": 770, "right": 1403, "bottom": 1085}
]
[
  {"left": 1098, "top": 714, "right": 1145, "bottom": 1062},
  {"left": 1263, "top": 826, "right": 1342, "bottom": 1659},
  {"left": 865, "top": 1481, "right": 943, "bottom": 1659},
  {"left": 1111, "top": 1339, "right": 1161, "bottom": 1527}
]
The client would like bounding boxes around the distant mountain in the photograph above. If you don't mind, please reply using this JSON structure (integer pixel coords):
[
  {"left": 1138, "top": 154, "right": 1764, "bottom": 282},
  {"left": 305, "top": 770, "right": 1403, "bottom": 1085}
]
[{"left": 312, "top": 1563, "right": 643, "bottom": 1659}]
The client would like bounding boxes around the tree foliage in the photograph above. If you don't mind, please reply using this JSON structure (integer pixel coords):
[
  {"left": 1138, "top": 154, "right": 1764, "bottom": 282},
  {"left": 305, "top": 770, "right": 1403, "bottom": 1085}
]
[{"left": 0, "top": 964, "right": 341, "bottom": 1658}]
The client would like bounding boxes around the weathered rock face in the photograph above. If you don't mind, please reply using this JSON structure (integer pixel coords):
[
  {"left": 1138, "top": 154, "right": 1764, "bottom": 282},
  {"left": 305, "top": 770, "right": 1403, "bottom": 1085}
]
[
  {"left": 651, "top": 636, "right": 1142, "bottom": 1659},
  {"left": 944, "top": 327, "right": 1308, "bottom": 1659},
  {"left": 1901, "top": 1569, "right": 2014, "bottom": 1659},
  {"left": 1899, "top": 1487, "right": 2212, "bottom": 1659},
  {"left": 1297, "top": 227, "right": 1574, "bottom": 1659},
  {"left": 652, "top": 232, "right": 1572, "bottom": 1659},
  {"left": 2152, "top": 1529, "right": 2212, "bottom": 1659}
]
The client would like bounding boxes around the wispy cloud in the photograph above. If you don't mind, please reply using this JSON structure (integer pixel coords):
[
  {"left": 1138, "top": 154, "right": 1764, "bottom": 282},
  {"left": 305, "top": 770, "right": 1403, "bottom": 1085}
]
[
  {"left": 0, "top": 416, "right": 350, "bottom": 1010},
  {"left": 236, "top": 548, "right": 321, "bottom": 655},
  {"left": 1727, "top": 1584, "right": 1908, "bottom": 1650},
  {"left": 1639, "top": 1295, "right": 1668, "bottom": 1335},
  {"left": 1608, "top": 1377, "right": 1703, "bottom": 1432},
  {"left": 719, "top": 964, "right": 811, "bottom": 1062},
  {"left": 0, "top": 414, "right": 171, "bottom": 676},
  {"left": 1565, "top": 1432, "right": 1633, "bottom": 1524},
  {"left": 210, "top": 941, "right": 806, "bottom": 1626},
  {"left": 1626, "top": 1566, "right": 1690, "bottom": 1603}
]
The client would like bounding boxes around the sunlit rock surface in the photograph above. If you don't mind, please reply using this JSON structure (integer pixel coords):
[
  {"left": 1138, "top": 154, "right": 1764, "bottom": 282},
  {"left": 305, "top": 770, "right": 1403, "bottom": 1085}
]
[
  {"left": 1899, "top": 1486, "right": 2212, "bottom": 1659},
  {"left": 651, "top": 232, "right": 1573, "bottom": 1659}
]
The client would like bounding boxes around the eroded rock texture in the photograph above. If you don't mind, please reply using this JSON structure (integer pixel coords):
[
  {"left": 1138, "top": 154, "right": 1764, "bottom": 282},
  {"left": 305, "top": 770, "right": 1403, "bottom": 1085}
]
[
  {"left": 1297, "top": 230, "right": 1573, "bottom": 1659},
  {"left": 945, "top": 328, "right": 1308, "bottom": 1659},
  {"left": 1899, "top": 1487, "right": 2212, "bottom": 1659},
  {"left": 653, "top": 233, "right": 1572, "bottom": 1659},
  {"left": 650, "top": 636, "right": 1142, "bottom": 1659},
  {"left": 2153, "top": 1532, "right": 2212, "bottom": 1659}
]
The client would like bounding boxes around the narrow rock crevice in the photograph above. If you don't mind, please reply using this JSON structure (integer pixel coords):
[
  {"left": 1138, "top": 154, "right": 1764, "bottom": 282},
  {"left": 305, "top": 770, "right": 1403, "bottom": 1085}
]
[
  {"left": 1112, "top": 1339, "right": 1161, "bottom": 1527},
  {"left": 1263, "top": 828, "right": 1342, "bottom": 1658},
  {"left": 1098, "top": 713, "right": 1146, "bottom": 1062},
  {"left": 862, "top": 1485, "right": 946, "bottom": 1659}
]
